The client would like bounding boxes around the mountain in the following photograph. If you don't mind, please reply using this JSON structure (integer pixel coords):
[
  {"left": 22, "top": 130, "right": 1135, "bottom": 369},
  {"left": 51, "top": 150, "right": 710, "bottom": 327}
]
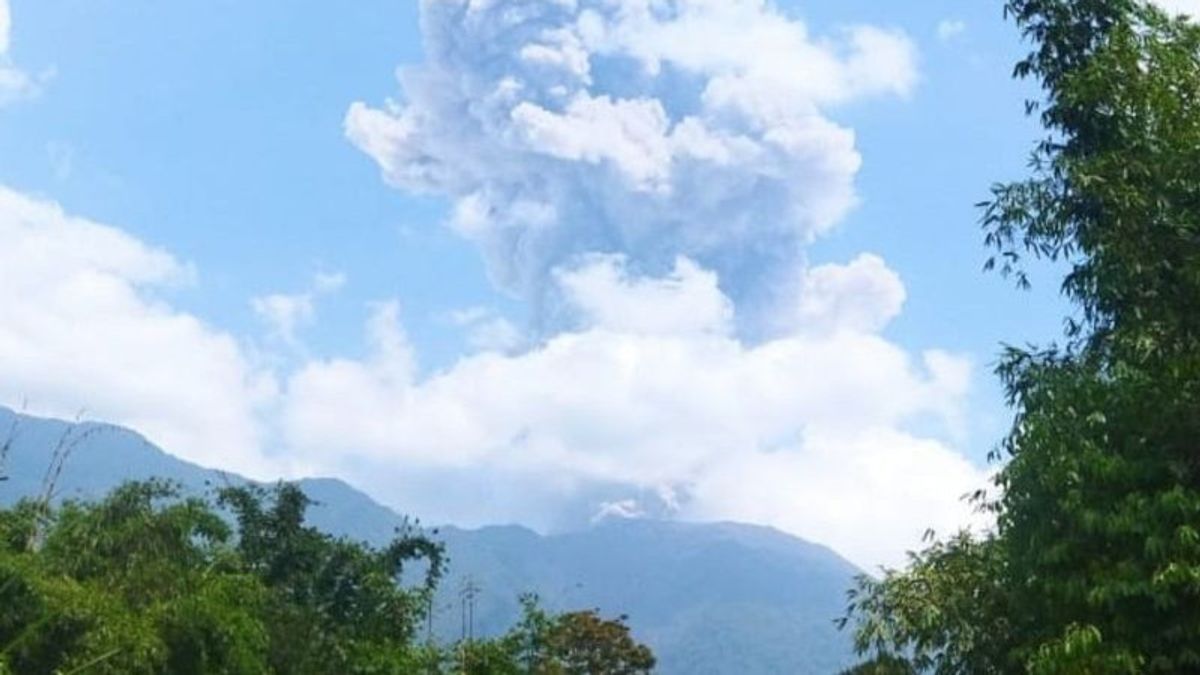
[
  {"left": 0, "top": 407, "right": 859, "bottom": 673},
  {"left": 433, "top": 520, "right": 859, "bottom": 673}
]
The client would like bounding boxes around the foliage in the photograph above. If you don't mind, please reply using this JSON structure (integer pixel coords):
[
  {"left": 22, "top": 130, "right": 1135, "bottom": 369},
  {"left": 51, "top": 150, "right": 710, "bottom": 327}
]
[
  {"left": 452, "top": 595, "right": 656, "bottom": 675},
  {"left": 0, "top": 479, "right": 656, "bottom": 674},
  {"left": 215, "top": 482, "right": 444, "bottom": 674},
  {"left": 843, "top": 0, "right": 1200, "bottom": 672},
  {"left": 0, "top": 481, "right": 271, "bottom": 675},
  {"left": 0, "top": 479, "right": 442, "bottom": 674},
  {"left": 841, "top": 533, "right": 1012, "bottom": 674}
]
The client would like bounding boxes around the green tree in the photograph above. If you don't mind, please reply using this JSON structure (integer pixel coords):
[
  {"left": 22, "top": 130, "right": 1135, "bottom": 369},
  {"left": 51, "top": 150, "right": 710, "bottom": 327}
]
[
  {"left": 0, "top": 481, "right": 269, "bottom": 674},
  {"left": 0, "top": 479, "right": 655, "bottom": 674},
  {"left": 0, "top": 480, "right": 446, "bottom": 674},
  {"left": 216, "top": 482, "right": 445, "bottom": 674},
  {"left": 451, "top": 595, "right": 656, "bottom": 675},
  {"left": 844, "top": 0, "right": 1200, "bottom": 672}
]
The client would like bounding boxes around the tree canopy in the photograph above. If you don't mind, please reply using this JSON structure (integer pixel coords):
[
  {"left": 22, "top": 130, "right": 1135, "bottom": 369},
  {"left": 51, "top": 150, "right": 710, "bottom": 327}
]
[
  {"left": 0, "top": 480, "right": 655, "bottom": 674},
  {"left": 843, "top": 1, "right": 1200, "bottom": 672}
]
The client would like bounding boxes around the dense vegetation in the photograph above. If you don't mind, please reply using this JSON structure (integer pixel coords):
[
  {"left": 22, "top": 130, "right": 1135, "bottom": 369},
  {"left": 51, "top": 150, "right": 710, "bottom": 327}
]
[
  {"left": 0, "top": 480, "right": 655, "bottom": 674},
  {"left": 843, "top": 0, "right": 1200, "bottom": 672},
  {"left": 0, "top": 405, "right": 861, "bottom": 674}
]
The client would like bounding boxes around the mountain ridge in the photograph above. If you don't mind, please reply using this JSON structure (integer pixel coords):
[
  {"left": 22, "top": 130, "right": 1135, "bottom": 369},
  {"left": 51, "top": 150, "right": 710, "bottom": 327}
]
[{"left": 0, "top": 406, "right": 858, "bottom": 673}]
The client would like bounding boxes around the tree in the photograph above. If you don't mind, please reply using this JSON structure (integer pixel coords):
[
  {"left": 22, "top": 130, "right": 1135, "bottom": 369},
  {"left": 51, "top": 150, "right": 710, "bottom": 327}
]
[
  {"left": 843, "top": 1, "right": 1200, "bottom": 672},
  {"left": 0, "top": 481, "right": 269, "bottom": 674},
  {"left": 216, "top": 482, "right": 446, "bottom": 674},
  {"left": 0, "top": 480, "right": 445, "bottom": 674},
  {"left": 0, "top": 480, "right": 656, "bottom": 674},
  {"left": 841, "top": 533, "right": 1012, "bottom": 674},
  {"left": 452, "top": 595, "right": 656, "bottom": 675}
]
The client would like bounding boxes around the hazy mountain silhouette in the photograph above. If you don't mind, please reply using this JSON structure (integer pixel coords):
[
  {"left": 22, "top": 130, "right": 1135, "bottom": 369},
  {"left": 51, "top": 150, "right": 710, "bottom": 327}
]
[{"left": 0, "top": 406, "right": 858, "bottom": 673}]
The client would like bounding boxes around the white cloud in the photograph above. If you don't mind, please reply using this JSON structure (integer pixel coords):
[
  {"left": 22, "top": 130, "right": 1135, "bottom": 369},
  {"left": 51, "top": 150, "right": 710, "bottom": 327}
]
[
  {"left": 556, "top": 255, "right": 733, "bottom": 336},
  {"left": 0, "top": 0, "right": 11, "bottom": 56},
  {"left": 0, "top": 0, "right": 38, "bottom": 106},
  {"left": 687, "top": 427, "right": 982, "bottom": 569},
  {"left": 252, "top": 293, "right": 315, "bottom": 346},
  {"left": 1151, "top": 0, "right": 1200, "bottom": 16},
  {"left": 281, "top": 259, "right": 985, "bottom": 569},
  {"left": 449, "top": 306, "right": 525, "bottom": 354},
  {"left": 790, "top": 253, "right": 906, "bottom": 335},
  {"left": 0, "top": 0, "right": 986, "bottom": 570},
  {"left": 345, "top": 0, "right": 918, "bottom": 319},
  {"left": 325, "top": 0, "right": 983, "bottom": 569},
  {"left": 251, "top": 271, "right": 347, "bottom": 346},
  {"left": 936, "top": 19, "right": 966, "bottom": 42},
  {"left": 0, "top": 184, "right": 982, "bottom": 568},
  {"left": 0, "top": 187, "right": 279, "bottom": 477}
]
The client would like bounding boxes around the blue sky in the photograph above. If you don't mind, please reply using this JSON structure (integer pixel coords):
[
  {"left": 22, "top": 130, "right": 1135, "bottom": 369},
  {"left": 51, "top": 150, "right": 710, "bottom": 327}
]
[
  {"left": 0, "top": 0, "right": 1108, "bottom": 568},
  {"left": 1, "top": 0, "right": 1063, "bottom": 364}
]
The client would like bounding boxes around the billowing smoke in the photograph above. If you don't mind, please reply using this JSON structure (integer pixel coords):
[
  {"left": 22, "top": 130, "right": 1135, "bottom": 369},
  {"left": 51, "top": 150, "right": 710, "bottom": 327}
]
[
  {"left": 0, "top": 0, "right": 991, "bottom": 567},
  {"left": 346, "top": 0, "right": 916, "bottom": 324},
  {"left": 327, "top": 1, "right": 982, "bottom": 567},
  {"left": 282, "top": 254, "right": 984, "bottom": 568}
]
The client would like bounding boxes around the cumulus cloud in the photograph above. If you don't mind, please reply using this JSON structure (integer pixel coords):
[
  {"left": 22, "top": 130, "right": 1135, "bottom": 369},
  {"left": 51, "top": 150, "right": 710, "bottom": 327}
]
[
  {"left": 0, "top": 0, "right": 989, "bottom": 569},
  {"left": 556, "top": 255, "right": 733, "bottom": 335},
  {"left": 251, "top": 271, "right": 347, "bottom": 347},
  {"left": 0, "top": 0, "right": 39, "bottom": 105},
  {"left": 346, "top": 0, "right": 917, "bottom": 321},
  {"left": 0, "top": 173, "right": 980, "bottom": 571},
  {"left": 281, "top": 258, "right": 985, "bottom": 569},
  {"left": 0, "top": 190, "right": 979, "bottom": 567},
  {"left": 0, "top": 187, "right": 279, "bottom": 477},
  {"left": 789, "top": 253, "right": 906, "bottom": 335}
]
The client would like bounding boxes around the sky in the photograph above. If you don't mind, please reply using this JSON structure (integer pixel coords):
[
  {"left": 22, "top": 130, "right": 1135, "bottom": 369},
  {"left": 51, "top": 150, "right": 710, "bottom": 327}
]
[{"left": 1, "top": 0, "right": 1190, "bottom": 570}]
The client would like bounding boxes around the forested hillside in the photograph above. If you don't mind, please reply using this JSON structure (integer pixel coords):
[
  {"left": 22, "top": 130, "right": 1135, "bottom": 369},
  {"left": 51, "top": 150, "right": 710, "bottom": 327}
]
[{"left": 0, "top": 407, "right": 858, "bottom": 673}]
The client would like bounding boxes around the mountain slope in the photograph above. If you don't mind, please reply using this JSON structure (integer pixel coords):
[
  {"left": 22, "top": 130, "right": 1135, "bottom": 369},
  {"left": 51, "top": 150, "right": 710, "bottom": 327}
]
[
  {"left": 0, "top": 407, "right": 858, "bottom": 673},
  {"left": 434, "top": 519, "right": 858, "bottom": 673}
]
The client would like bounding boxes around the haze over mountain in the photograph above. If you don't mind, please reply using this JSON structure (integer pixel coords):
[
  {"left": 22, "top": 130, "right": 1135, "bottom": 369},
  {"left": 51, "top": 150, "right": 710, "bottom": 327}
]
[{"left": 0, "top": 406, "right": 859, "bottom": 673}]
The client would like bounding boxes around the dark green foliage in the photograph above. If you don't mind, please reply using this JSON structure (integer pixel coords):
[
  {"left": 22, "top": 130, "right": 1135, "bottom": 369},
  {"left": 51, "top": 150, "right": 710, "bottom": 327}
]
[
  {"left": 218, "top": 482, "right": 447, "bottom": 674},
  {"left": 0, "top": 480, "right": 656, "bottom": 674},
  {"left": 0, "top": 480, "right": 444, "bottom": 674},
  {"left": 842, "top": 533, "right": 1012, "bottom": 674},
  {"left": 215, "top": 482, "right": 445, "bottom": 674},
  {"left": 0, "top": 481, "right": 270, "bottom": 674},
  {"left": 844, "top": 1, "right": 1200, "bottom": 672}
]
